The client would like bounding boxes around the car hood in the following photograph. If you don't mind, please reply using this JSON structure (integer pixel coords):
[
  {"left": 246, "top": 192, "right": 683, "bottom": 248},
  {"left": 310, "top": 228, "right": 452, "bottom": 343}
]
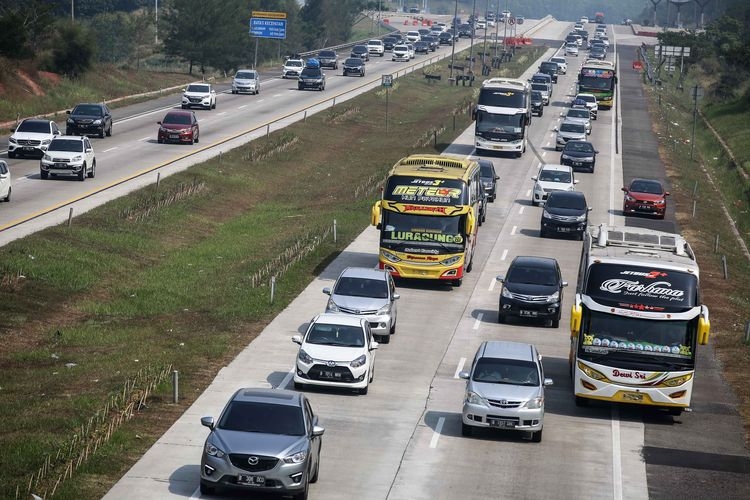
[
  {"left": 301, "top": 343, "right": 366, "bottom": 363},
  {"left": 344, "top": 62, "right": 363, "bottom": 68},
  {"left": 211, "top": 429, "right": 307, "bottom": 457},
  {"left": 45, "top": 149, "right": 85, "bottom": 160},
  {"left": 11, "top": 131, "right": 54, "bottom": 141},
  {"left": 627, "top": 191, "right": 665, "bottom": 201},
  {"left": 160, "top": 123, "right": 192, "bottom": 130},
  {"left": 545, "top": 205, "right": 586, "bottom": 217},
  {"left": 565, "top": 117, "right": 589, "bottom": 126},
  {"left": 184, "top": 90, "right": 210, "bottom": 97},
  {"left": 504, "top": 281, "right": 558, "bottom": 296},
  {"left": 234, "top": 78, "right": 257, "bottom": 85},
  {"left": 562, "top": 149, "right": 594, "bottom": 158},
  {"left": 536, "top": 180, "right": 573, "bottom": 192},
  {"left": 470, "top": 380, "right": 542, "bottom": 402},
  {"left": 331, "top": 295, "right": 388, "bottom": 312},
  {"left": 558, "top": 130, "right": 586, "bottom": 140}
]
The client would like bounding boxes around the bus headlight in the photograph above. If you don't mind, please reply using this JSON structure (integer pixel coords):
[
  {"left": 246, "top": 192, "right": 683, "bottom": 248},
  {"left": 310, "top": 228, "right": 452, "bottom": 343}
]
[
  {"left": 441, "top": 255, "right": 461, "bottom": 266},
  {"left": 660, "top": 373, "right": 693, "bottom": 387},
  {"left": 382, "top": 250, "right": 401, "bottom": 263},
  {"left": 578, "top": 362, "right": 607, "bottom": 381}
]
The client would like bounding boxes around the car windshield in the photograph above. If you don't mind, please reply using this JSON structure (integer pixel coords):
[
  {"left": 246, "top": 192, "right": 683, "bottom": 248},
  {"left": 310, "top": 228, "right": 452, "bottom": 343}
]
[
  {"left": 507, "top": 263, "right": 558, "bottom": 285},
  {"left": 565, "top": 142, "right": 595, "bottom": 153},
  {"left": 319, "top": 51, "right": 335, "bottom": 58},
  {"left": 345, "top": 58, "right": 362, "bottom": 65},
  {"left": 218, "top": 401, "right": 305, "bottom": 435},
  {"left": 186, "top": 84, "right": 210, "bottom": 93},
  {"left": 48, "top": 139, "right": 83, "bottom": 152},
  {"left": 538, "top": 169, "right": 572, "bottom": 184},
  {"left": 286, "top": 60, "right": 303, "bottom": 67},
  {"left": 567, "top": 109, "right": 589, "bottom": 119},
  {"left": 72, "top": 105, "right": 103, "bottom": 116},
  {"left": 235, "top": 71, "right": 256, "bottom": 79},
  {"left": 549, "top": 194, "right": 586, "bottom": 210},
  {"left": 306, "top": 323, "right": 365, "bottom": 347},
  {"left": 531, "top": 91, "right": 543, "bottom": 100},
  {"left": 353, "top": 46, "right": 367, "bottom": 53},
  {"left": 334, "top": 277, "right": 388, "bottom": 298},
  {"left": 578, "top": 95, "right": 596, "bottom": 103},
  {"left": 540, "top": 63, "right": 557, "bottom": 70},
  {"left": 16, "top": 120, "right": 50, "bottom": 133},
  {"left": 162, "top": 113, "right": 191, "bottom": 125},
  {"left": 551, "top": 58, "right": 565, "bottom": 64},
  {"left": 472, "top": 358, "right": 540, "bottom": 386},
  {"left": 630, "top": 180, "right": 663, "bottom": 194},
  {"left": 560, "top": 123, "right": 585, "bottom": 133}
]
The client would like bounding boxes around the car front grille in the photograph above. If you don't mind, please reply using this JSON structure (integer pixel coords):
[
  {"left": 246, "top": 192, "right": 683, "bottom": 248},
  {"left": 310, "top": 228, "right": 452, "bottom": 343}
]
[
  {"left": 308, "top": 364, "right": 355, "bottom": 382},
  {"left": 545, "top": 213, "right": 579, "bottom": 222},
  {"left": 50, "top": 157, "right": 73, "bottom": 163},
  {"left": 507, "top": 292, "right": 549, "bottom": 302},
  {"left": 338, "top": 306, "right": 377, "bottom": 315},
  {"left": 74, "top": 119, "right": 94, "bottom": 124},
  {"left": 188, "top": 97, "right": 203, "bottom": 103},
  {"left": 487, "top": 399, "right": 523, "bottom": 409},
  {"left": 228, "top": 454, "right": 279, "bottom": 472},
  {"left": 17, "top": 139, "right": 41, "bottom": 146}
]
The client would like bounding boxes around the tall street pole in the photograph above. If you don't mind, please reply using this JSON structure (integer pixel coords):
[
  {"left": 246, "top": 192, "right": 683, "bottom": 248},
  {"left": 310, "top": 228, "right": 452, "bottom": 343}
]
[
  {"left": 482, "top": 0, "right": 490, "bottom": 65},
  {"left": 468, "top": 0, "right": 477, "bottom": 73},
  {"left": 449, "top": 0, "right": 459, "bottom": 79},
  {"left": 502, "top": 0, "right": 509, "bottom": 58}
]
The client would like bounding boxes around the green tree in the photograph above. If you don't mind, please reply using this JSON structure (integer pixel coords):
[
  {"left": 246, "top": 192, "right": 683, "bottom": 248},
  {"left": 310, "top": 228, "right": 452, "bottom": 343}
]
[
  {"left": 89, "top": 11, "right": 136, "bottom": 64},
  {"left": 49, "top": 21, "right": 96, "bottom": 77}
]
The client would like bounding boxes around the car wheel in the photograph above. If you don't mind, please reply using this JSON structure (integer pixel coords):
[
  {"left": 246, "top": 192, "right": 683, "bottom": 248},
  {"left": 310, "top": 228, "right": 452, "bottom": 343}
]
[
  {"left": 3, "top": 187, "right": 11, "bottom": 202},
  {"left": 293, "top": 381, "right": 306, "bottom": 391},
  {"left": 461, "top": 422, "right": 473, "bottom": 437},
  {"left": 40, "top": 170, "right": 48, "bottom": 180},
  {"left": 65, "top": 129, "right": 72, "bottom": 136},
  {"left": 107, "top": 123, "right": 113, "bottom": 137},
  {"left": 298, "top": 85, "right": 303, "bottom": 90},
  {"left": 99, "top": 127, "right": 105, "bottom": 139},
  {"left": 359, "top": 384, "right": 369, "bottom": 395},
  {"left": 199, "top": 480, "right": 216, "bottom": 495},
  {"left": 78, "top": 164, "right": 86, "bottom": 181},
  {"left": 453, "top": 278, "right": 462, "bottom": 287},
  {"left": 293, "top": 478, "right": 309, "bottom": 500},
  {"left": 531, "top": 429, "right": 543, "bottom": 443},
  {"left": 189, "top": 134, "right": 194, "bottom": 145},
  {"left": 88, "top": 160, "right": 95, "bottom": 178},
  {"left": 379, "top": 334, "right": 390, "bottom": 344},
  {"left": 540, "top": 229, "right": 547, "bottom": 238},
  {"left": 539, "top": 110, "right": 543, "bottom": 117},
  {"left": 310, "top": 458, "right": 320, "bottom": 483},
  {"left": 181, "top": 105, "right": 187, "bottom": 109},
  {"left": 194, "top": 130, "right": 199, "bottom": 143},
  {"left": 212, "top": 101, "right": 216, "bottom": 110},
  {"left": 532, "top": 199, "right": 539, "bottom": 207},
  {"left": 551, "top": 317, "right": 560, "bottom": 328},
  {"left": 390, "top": 321, "right": 396, "bottom": 335},
  {"left": 7, "top": 151, "right": 15, "bottom": 159},
  {"left": 497, "top": 310, "right": 506, "bottom": 323}
]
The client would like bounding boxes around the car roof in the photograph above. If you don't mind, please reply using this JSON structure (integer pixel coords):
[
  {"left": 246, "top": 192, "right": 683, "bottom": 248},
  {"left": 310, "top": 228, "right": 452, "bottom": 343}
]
[
  {"left": 561, "top": 118, "right": 585, "bottom": 127},
  {"left": 338, "top": 266, "right": 389, "bottom": 280},
  {"left": 478, "top": 340, "right": 538, "bottom": 362},
  {"left": 547, "top": 190, "right": 585, "bottom": 201},
  {"left": 21, "top": 118, "right": 53, "bottom": 125},
  {"left": 540, "top": 163, "right": 573, "bottom": 172},
  {"left": 510, "top": 255, "right": 559, "bottom": 270},
  {"left": 164, "top": 110, "right": 194, "bottom": 117},
  {"left": 312, "top": 312, "right": 367, "bottom": 327},
  {"left": 231, "top": 387, "right": 303, "bottom": 406}
]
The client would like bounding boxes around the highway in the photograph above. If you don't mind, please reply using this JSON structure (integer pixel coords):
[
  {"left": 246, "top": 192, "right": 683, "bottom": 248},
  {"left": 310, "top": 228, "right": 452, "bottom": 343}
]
[{"left": 5, "top": 14, "right": 749, "bottom": 500}]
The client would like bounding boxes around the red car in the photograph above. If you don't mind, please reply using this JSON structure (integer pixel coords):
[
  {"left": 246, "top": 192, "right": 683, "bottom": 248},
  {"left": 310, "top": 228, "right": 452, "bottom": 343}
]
[
  {"left": 157, "top": 110, "right": 199, "bottom": 144},
  {"left": 622, "top": 178, "right": 670, "bottom": 219}
]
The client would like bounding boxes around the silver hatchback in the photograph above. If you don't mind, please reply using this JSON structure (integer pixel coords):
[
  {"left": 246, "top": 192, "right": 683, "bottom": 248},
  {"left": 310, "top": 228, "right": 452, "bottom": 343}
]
[
  {"left": 200, "top": 388, "right": 324, "bottom": 498},
  {"left": 323, "top": 267, "right": 399, "bottom": 344},
  {"left": 460, "top": 341, "right": 552, "bottom": 442}
]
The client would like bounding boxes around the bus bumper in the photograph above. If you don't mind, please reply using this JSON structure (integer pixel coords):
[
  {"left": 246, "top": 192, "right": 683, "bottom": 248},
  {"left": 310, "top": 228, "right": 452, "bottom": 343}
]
[
  {"left": 475, "top": 137, "right": 524, "bottom": 153},
  {"left": 379, "top": 260, "right": 464, "bottom": 282}
]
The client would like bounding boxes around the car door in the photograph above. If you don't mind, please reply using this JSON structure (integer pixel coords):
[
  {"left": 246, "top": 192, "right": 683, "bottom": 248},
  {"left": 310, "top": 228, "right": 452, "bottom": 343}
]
[
  {"left": 0, "top": 161, "right": 10, "bottom": 199},
  {"left": 83, "top": 137, "right": 94, "bottom": 167},
  {"left": 387, "top": 274, "right": 398, "bottom": 324},
  {"left": 304, "top": 399, "right": 322, "bottom": 465}
]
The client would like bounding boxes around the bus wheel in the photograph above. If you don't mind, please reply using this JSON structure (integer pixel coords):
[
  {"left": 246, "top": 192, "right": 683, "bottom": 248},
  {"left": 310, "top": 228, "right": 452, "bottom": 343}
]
[
  {"left": 575, "top": 396, "right": 589, "bottom": 407},
  {"left": 453, "top": 279, "right": 462, "bottom": 287},
  {"left": 667, "top": 408, "right": 683, "bottom": 416}
]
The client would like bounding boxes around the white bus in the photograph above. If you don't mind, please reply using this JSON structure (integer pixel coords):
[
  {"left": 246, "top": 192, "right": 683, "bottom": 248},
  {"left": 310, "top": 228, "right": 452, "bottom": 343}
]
[{"left": 472, "top": 78, "right": 531, "bottom": 157}]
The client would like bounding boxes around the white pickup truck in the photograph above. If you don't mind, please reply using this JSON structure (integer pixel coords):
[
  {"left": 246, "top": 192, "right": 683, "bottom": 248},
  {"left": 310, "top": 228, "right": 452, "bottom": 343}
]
[{"left": 367, "top": 39, "right": 385, "bottom": 57}]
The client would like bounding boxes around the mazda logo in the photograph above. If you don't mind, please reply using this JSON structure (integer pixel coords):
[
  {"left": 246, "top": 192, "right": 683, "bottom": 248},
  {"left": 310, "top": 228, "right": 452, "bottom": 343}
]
[
  {"left": 326, "top": 360, "right": 336, "bottom": 367},
  {"left": 247, "top": 456, "right": 259, "bottom": 466}
]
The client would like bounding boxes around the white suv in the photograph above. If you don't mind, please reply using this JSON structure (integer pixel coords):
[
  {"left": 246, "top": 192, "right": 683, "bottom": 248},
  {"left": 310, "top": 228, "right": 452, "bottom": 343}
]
[
  {"left": 0, "top": 160, "right": 11, "bottom": 202},
  {"left": 405, "top": 30, "right": 421, "bottom": 42},
  {"left": 367, "top": 39, "right": 385, "bottom": 57},
  {"left": 40, "top": 135, "right": 96, "bottom": 181},
  {"left": 531, "top": 163, "right": 578, "bottom": 206},
  {"left": 181, "top": 82, "right": 216, "bottom": 110},
  {"left": 550, "top": 56, "right": 567, "bottom": 74},
  {"left": 574, "top": 93, "right": 599, "bottom": 119},
  {"left": 7, "top": 119, "right": 61, "bottom": 159},
  {"left": 392, "top": 44, "right": 410, "bottom": 61},
  {"left": 282, "top": 58, "right": 305, "bottom": 78}
]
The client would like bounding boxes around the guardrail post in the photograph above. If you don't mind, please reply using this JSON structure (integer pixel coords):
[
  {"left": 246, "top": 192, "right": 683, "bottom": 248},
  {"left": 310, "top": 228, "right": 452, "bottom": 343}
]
[
  {"left": 172, "top": 370, "right": 179, "bottom": 403},
  {"left": 722, "top": 255, "right": 728, "bottom": 279},
  {"left": 266, "top": 124, "right": 270, "bottom": 138},
  {"left": 714, "top": 234, "right": 719, "bottom": 253},
  {"left": 333, "top": 219, "right": 337, "bottom": 242},
  {"left": 745, "top": 321, "right": 750, "bottom": 344},
  {"left": 156, "top": 172, "right": 161, "bottom": 190},
  {"left": 270, "top": 276, "right": 276, "bottom": 303},
  {"left": 67, "top": 207, "right": 74, "bottom": 227},
  {"left": 303, "top": 110, "right": 307, "bottom": 123}
]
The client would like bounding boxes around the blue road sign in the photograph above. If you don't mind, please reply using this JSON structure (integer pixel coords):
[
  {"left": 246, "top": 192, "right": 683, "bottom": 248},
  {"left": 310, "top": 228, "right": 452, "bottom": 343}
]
[{"left": 250, "top": 18, "right": 287, "bottom": 39}]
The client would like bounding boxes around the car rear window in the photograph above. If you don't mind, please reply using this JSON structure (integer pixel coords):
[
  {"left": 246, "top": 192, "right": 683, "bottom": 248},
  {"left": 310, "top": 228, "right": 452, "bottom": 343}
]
[
  {"left": 319, "top": 51, "right": 335, "bottom": 57},
  {"left": 219, "top": 401, "right": 305, "bottom": 435},
  {"left": 548, "top": 193, "right": 586, "bottom": 210},
  {"left": 560, "top": 122, "right": 585, "bottom": 133}
]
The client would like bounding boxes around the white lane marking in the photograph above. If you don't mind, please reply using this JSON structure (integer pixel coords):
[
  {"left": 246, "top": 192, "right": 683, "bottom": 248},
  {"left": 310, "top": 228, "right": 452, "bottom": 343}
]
[
  {"left": 488, "top": 276, "right": 497, "bottom": 292},
  {"left": 272, "top": 94, "right": 282, "bottom": 97},
  {"left": 217, "top": 112, "right": 227, "bottom": 116},
  {"left": 510, "top": 225, "right": 517, "bottom": 235},
  {"left": 257, "top": 99, "right": 265, "bottom": 103},
  {"left": 611, "top": 406, "right": 623, "bottom": 500},
  {"left": 430, "top": 417, "right": 445, "bottom": 449},
  {"left": 238, "top": 105, "right": 247, "bottom": 109},
  {"left": 501, "top": 249, "right": 508, "bottom": 261},
  {"left": 541, "top": 151, "right": 547, "bottom": 158},
  {"left": 276, "top": 369, "right": 294, "bottom": 390},
  {"left": 545, "top": 142, "right": 551, "bottom": 147},
  {"left": 454, "top": 357, "right": 466, "bottom": 378},
  {"left": 519, "top": 206, "right": 525, "bottom": 215},
  {"left": 138, "top": 136, "right": 151, "bottom": 141},
  {"left": 473, "top": 313, "right": 483, "bottom": 330},
  {"left": 189, "top": 486, "right": 201, "bottom": 499},
  {"left": 526, "top": 189, "right": 531, "bottom": 197},
  {"left": 102, "top": 147, "right": 118, "bottom": 153}
]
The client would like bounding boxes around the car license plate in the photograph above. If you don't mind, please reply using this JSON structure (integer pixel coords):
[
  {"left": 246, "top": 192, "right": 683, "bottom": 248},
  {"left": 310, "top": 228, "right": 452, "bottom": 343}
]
[
  {"left": 170, "top": 134, "right": 179, "bottom": 139},
  {"left": 24, "top": 147, "right": 35, "bottom": 151},
  {"left": 488, "top": 418, "right": 516, "bottom": 428},
  {"left": 557, "top": 227, "right": 571, "bottom": 232},
  {"left": 622, "top": 392, "right": 644, "bottom": 401},
  {"left": 638, "top": 205, "right": 651, "bottom": 210},
  {"left": 237, "top": 474, "right": 265, "bottom": 486},
  {"left": 321, "top": 371, "right": 342, "bottom": 379},
  {"left": 519, "top": 310, "right": 538, "bottom": 317},
  {"left": 573, "top": 161, "right": 582, "bottom": 166},
  {"left": 54, "top": 163, "right": 68, "bottom": 168}
]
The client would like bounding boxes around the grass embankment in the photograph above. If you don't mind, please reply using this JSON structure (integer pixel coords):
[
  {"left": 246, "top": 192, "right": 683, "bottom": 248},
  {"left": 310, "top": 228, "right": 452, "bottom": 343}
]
[
  {"left": 0, "top": 46, "right": 544, "bottom": 499},
  {"left": 641, "top": 67, "right": 750, "bottom": 443}
]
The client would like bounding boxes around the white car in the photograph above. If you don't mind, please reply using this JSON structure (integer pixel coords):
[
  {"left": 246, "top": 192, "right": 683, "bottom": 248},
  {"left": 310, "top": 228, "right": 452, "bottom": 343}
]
[
  {"left": 367, "top": 39, "right": 385, "bottom": 57},
  {"left": 392, "top": 44, "right": 410, "bottom": 61},
  {"left": 599, "top": 35, "right": 610, "bottom": 47},
  {"left": 39, "top": 135, "right": 96, "bottom": 181},
  {"left": 406, "top": 43, "right": 416, "bottom": 59},
  {"left": 282, "top": 58, "right": 305, "bottom": 79},
  {"left": 550, "top": 56, "right": 567, "bottom": 74},
  {"left": 181, "top": 82, "right": 216, "bottom": 110},
  {"left": 580, "top": 16, "right": 589, "bottom": 24},
  {"left": 231, "top": 69, "right": 260, "bottom": 95},
  {"left": 292, "top": 313, "right": 378, "bottom": 395},
  {"left": 574, "top": 93, "right": 599, "bottom": 119},
  {"left": 0, "top": 160, "right": 11, "bottom": 202},
  {"left": 554, "top": 120, "right": 588, "bottom": 151},
  {"left": 565, "top": 43, "right": 579, "bottom": 57},
  {"left": 7, "top": 118, "right": 61, "bottom": 159},
  {"left": 405, "top": 30, "right": 421, "bottom": 42},
  {"left": 531, "top": 164, "right": 578, "bottom": 206}
]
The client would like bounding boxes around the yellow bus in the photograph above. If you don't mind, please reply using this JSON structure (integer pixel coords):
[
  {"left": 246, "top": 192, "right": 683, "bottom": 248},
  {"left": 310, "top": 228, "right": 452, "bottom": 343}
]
[{"left": 370, "top": 154, "right": 482, "bottom": 287}]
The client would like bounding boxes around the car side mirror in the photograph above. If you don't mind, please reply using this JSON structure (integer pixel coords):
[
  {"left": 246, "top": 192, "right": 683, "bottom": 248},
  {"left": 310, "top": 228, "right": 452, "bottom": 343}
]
[
  {"left": 200, "top": 416, "right": 215, "bottom": 429},
  {"left": 66, "top": 110, "right": 72, "bottom": 115},
  {"left": 157, "top": 121, "right": 162, "bottom": 125},
  {"left": 595, "top": 150, "right": 599, "bottom": 154},
  {"left": 322, "top": 287, "right": 331, "bottom": 295},
  {"left": 86, "top": 148, "right": 93, "bottom": 153},
  {"left": 562, "top": 281, "right": 568, "bottom": 287},
  {"left": 370, "top": 341, "right": 379, "bottom": 350},
  {"left": 292, "top": 335, "right": 302, "bottom": 345},
  {"left": 553, "top": 127, "right": 558, "bottom": 132},
  {"left": 574, "top": 179, "right": 580, "bottom": 184},
  {"left": 544, "top": 378, "right": 554, "bottom": 386},
  {"left": 531, "top": 176, "right": 537, "bottom": 181},
  {"left": 588, "top": 207, "right": 593, "bottom": 211},
  {"left": 458, "top": 371, "right": 470, "bottom": 380},
  {"left": 496, "top": 275, "right": 504, "bottom": 283},
  {"left": 495, "top": 176, "right": 499, "bottom": 180},
  {"left": 393, "top": 293, "right": 400, "bottom": 300},
  {"left": 621, "top": 187, "right": 628, "bottom": 192},
  {"left": 312, "top": 425, "right": 325, "bottom": 437},
  {"left": 665, "top": 192, "right": 671, "bottom": 196}
]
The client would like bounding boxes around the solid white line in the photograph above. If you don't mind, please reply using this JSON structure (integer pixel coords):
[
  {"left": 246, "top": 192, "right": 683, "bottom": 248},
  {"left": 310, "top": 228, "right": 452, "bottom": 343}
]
[
  {"left": 189, "top": 486, "right": 201, "bottom": 499},
  {"left": 276, "top": 369, "right": 294, "bottom": 390},
  {"left": 510, "top": 225, "right": 517, "bottom": 235},
  {"left": 519, "top": 206, "right": 525, "bottom": 215},
  {"left": 273, "top": 94, "right": 282, "bottom": 97},
  {"left": 611, "top": 406, "right": 623, "bottom": 500},
  {"left": 541, "top": 151, "right": 547, "bottom": 157},
  {"left": 102, "top": 147, "right": 118, "bottom": 153},
  {"left": 217, "top": 112, "right": 227, "bottom": 116},
  {"left": 138, "top": 136, "right": 151, "bottom": 141},
  {"left": 473, "top": 313, "right": 483, "bottom": 330},
  {"left": 454, "top": 357, "right": 466, "bottom": 378},
  {"left": 488, "top": 276, "right": 497, "bottom": 292},
  {"left": 238, "top": 105, "right": 247, "bottom": 109},
  {"left": 430, "top": 417, "right": 445, "bottom": 449},
  {"left": 526, "top": 189, "right": 531, "bottom": 197}
]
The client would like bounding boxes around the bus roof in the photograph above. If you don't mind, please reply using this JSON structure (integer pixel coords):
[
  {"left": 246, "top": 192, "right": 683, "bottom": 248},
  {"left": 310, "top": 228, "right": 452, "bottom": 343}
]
[
  {"left": 481, "top": 78, "right": 529, "bottom": 91},
  {"left": 584, "top": 224, "right": 699, "bottom": 274},
  {"left": 582, "top": 60, "right": 615, "bottom": 70},
  {"left": 389, "top": 154, "right": 479, "bottom": 181}
]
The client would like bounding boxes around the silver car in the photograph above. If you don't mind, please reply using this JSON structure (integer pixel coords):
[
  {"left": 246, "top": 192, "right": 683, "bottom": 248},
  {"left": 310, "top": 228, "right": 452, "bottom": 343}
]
[
  {"left": 460, "top": 341, "right": 552, "bottom": 442},
  {"left": 200, "top": 388, "right": 324, "bottom": 498},
  {"left": 232, "top": 69, "right": 260, "bottom": 95},
  {"left": 323, "top": 267, "right": 399, "bottom": 344},
  {"left": 555, "top": 119, "right": 587, "bottom": 151},
  {"left": 563, "top": 107, "right": 592, "bottom": 134}
]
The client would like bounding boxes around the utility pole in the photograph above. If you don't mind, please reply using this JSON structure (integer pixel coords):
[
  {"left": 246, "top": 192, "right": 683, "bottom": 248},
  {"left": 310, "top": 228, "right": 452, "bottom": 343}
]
[
  {"left": 449, "top": 0, "right": 459, "bottom": 79},
  {"left": 690, "top": 85, "right": 703, "bottom": 159},
  {"left": 468, "top": 0, "right": 477, "bottom": 73},
  {"left": 502, "top": 0, "right": 509, "bottom": 60},
  {"left": 649, "top": 0, "right": 661, "bottom": 27},
  {"left": 155, "top": 0, "right": 158, "bottom": 44}
]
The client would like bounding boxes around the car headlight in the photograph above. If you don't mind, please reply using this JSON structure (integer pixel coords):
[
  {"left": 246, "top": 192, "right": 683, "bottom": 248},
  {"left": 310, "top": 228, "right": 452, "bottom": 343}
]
[
  {"left": 41, "top": 139, "right": 52, "bottom": 145},
  {"left": 580, "top": 156, "right": 594, "bottom": 162},
  {"left": 624, "top": 195, "right": 636, "bottom": 202},
  {"left": 546, "top": 291, "right": 560, "bottom": 303},
  {"left": 524, "top": 396, "right": 544, "bottom": 409},
  {"left": 298, "top": 349, "right": 313, "bottom": 364},
  {"left": 204, "top": 441, "right": 225, "bottom": 458},
  {"left": 501, "top": 287, "right": 513, "bottom": 298},
  {"left": 93, "top": 119, "right": 102, "bottom": 125},
  {"left": 350, "top": 354, "right": 367, "bottom": 368},
  {"left": 283, "top": 451, "right": 307, "bottom": 464},
  {"left": 159, "top": 127, "right": 169, "bottom": 133},
  {"left": 326, "top": 299, "right": 340, "bottom": 313},
  {"left": 654, "top": 198, "right": 666, "bottom": 205},
  {"left": 382, "top": 250, "right": 401, "bottom": 263},
  {"left": 465, "top": 391, "right": 487, "bottom": 406},
  {"left": 71, "top": 155, "right": 83, "bottom": 162},
  {"left": 542, "top": 209, "right": 552, "bottom": 219},
  {"left": 576, "top": 213, "right": 587, "bottom": 222},
  {"left": 561, "top": 154, "right": 572, "bottom": 161},
  {"left": 42, "top": 154, "right": 52, "bottom": 161},
  {"left": 9, "top": 137, "right": 17, "bottom": 145},
  {"left": 67, "top": 118, "right": 74, "bottom": 124},
  {"left": 441, "top": 255, "right": 461, "bottom": 266},
  {"left": 376, "top": 303, "right": 391, "bottom": 315}
]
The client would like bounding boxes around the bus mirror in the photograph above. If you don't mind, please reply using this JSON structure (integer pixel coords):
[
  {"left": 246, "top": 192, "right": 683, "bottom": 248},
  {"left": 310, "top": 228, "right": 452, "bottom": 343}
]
[
  {"left": 570, "top": 304, "right": 582, "bottom": 336},
  {"left": 465, "top": 211, "right": 475, "bottom": 235},
  {"left": 471, "top": 107, "right": 477, "bottom": 121},
  {"left": 371, "top": 201, "right": 382, "bottom": 227},
  {"left": 697, "top": 316, "right": 710, "bottom": 345}
]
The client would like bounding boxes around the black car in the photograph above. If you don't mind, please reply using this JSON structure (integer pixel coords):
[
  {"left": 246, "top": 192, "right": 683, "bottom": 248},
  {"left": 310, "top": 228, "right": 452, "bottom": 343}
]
[
  {"left": 383, "top": 36, "right": 398, "bottom": 51},
  {"left": 560, "top": 140, "right": 598, "bottom": 172},
  {"left": 538, "top": 61, "right": 559, "bottom": 83},
  {"left": 540, "top": 191, "right": 590, "bottom": 240},
  {"left": 350, "top": 44, "right": 370, "bottom": 61},
  {"left": 317, "top": 50, "right": 339, "bottom": 69},
  {"left": 421, "top": 35, "right": 438, "bottom": 51},
  {"left": 589, "top": 46, "right": 607, "bottom": 60},
  {"left": 66, "top": 103, "right": 113, "bottom": 138},
  {"left": 438, "top": 31, "right": 454, "bottom": 45},
  {"left": 478, "top": 159, "right": 499, "bottom": 202},
  {"left": 457, "top": 24, "right": 473, "bottom": 37},
  {"left": 342, "top": 57, "right": 365, "bottom": 77},
  {"left": 496, "top": 256, "right": 567, "bottom": 328},
  {"left": 531, "top": 90, "right": 544, "bottom": 117},
  {"left": 414, "top": 41, "right": 430, "bottom": 54},
  {"left": 297, "top": 66, "right": 326, "bottom": 91},
  {"left": 574, "top": 28, "right": 589, "bottom": 41}
]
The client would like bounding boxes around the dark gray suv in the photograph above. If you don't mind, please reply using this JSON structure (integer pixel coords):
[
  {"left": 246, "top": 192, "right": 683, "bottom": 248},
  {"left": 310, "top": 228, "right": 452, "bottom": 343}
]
[{"left": 200, "top": 388, "right": 324, "bottom": 499}]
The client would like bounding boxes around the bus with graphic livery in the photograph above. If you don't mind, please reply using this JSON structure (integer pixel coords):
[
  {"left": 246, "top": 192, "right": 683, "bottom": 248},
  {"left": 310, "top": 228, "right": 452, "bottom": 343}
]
[
  {"left": 578, "top": 60, "right": 617, "bottom": 109},
  {"left": 569, "top": 225, "right": 710, "bottom": 414},
  {"left": 371, "top": 155, "right": 481, "bottom": 287},
  {"left": 473, "top": 78, "right": 531, "bottom": 157}
]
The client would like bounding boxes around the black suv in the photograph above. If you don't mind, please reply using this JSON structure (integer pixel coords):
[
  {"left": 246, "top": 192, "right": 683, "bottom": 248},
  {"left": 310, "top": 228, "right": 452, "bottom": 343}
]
[
  {"left": 383, "top": 36, "right": 398, "bottom": 51},
  {"left": 540, "top": 191, "right": 590, "bottom": 240},
  {"left": 66, "top": 103, "right": 113, "bottom": 138},
  {"left": 317, "top": 50, "right": 339, "bottom": 69},
  {"left": 531, "top": 90, "right": 544, "bottom": 117},
  {"left": 350, "top": 44, "right": 370, "bottom": 61},
  {"left": 438, "top": 32, "right": 454, "bottom": 45},
  {"left": 478, "top": 159, "right": 499, "bottom": 202},
  {"left": 342, "top": 57, "right": 365, "bottom": 77},
  {"left": 538, "top": 61, "right": 559, "bottom": 83},
  {"left": 496, "top": 256, "right": 567, "bottom": 328},
  {"left": 298, "top": 66, "right": 325, "bottom": 91}
]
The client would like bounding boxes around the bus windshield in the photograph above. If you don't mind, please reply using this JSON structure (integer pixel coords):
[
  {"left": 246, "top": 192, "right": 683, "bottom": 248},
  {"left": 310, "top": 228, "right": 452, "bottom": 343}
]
[
  {"left": 478, "top": 88, "right": 526, "bottom": 108},
  {"left": 579, "top": 310, "right": 695, "bottom": 362},
  {"left": 579, "top": 76, "right": 613, "bottom": 90},
  {"left": 475, "top": 110, "right": 523, "bottom": 134},
  {"left": 381, "top": 212, "right": 465, "bottom": 254}
]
